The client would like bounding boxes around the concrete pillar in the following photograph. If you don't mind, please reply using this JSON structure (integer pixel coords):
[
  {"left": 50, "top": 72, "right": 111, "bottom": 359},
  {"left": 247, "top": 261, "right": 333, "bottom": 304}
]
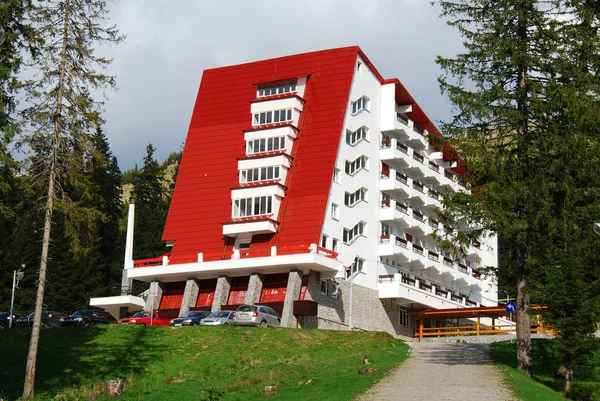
[
  {"left": 144, "top": 282, "right": 164, "bottom": 312},
  {"left": 281, "top": 269, "right": 303, "bottom": 328},
  {"left": 244, "top": 273, "right": 264, "bottom": 305},
  {"left": 120, "top": 269, "right": 132, "bottom": 296},
  {"left": 212, "top": 275, "right": 232, "bottom": 312},
  {"left": 179, "top": 278, "right": 200, "bottom": 316}
]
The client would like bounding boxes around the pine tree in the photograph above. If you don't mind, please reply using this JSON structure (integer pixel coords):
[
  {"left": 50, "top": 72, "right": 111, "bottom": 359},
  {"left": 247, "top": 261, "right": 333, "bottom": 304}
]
[
  {"left": 21, "top": 1, "right": 123, "bottom": 397},
  {"left": 435, "top": 0, "right": 600, "bottom": 379},
  {"left": 132, "top": 143, "right": 169, "bottom": 260}
]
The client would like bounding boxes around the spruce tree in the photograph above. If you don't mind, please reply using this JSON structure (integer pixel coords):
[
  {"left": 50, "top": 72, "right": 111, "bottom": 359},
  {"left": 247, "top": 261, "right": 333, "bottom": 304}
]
[
  {"left": 435, "top": 0, "right": 600, "bottom": 379},
  {"left": 21, "top": 1, "right": 123, "bottom": 397},
  {"left": 132, "top": 143, "right": 169, "bottom": 260}
]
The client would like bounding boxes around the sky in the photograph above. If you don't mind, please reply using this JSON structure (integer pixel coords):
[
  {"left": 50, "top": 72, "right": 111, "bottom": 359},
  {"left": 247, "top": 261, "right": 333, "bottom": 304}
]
[{"left": 102, "top": 0, "right": 464, "bottom": 171}]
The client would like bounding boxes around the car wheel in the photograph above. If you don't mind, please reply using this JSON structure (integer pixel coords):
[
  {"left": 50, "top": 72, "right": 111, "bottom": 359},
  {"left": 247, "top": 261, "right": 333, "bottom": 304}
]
[
  {"left": 192, "top": 322, "right": 199, "bottom": 326},
  {"left": 140, "top": 323, "right": 146, "bottom": 326},
  {"left": 259, "top": 320, "right": 267, "bottom": 328},
  {"left": 223, "top": 323, "right": 229, "bottom": 326}
]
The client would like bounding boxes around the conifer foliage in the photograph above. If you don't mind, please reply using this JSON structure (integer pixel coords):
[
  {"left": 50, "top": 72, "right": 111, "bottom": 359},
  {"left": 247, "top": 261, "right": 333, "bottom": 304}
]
[
  {"left": 21, "top": 1, "right": 123, "bottom": 398},
  {"left": 435, "top": 0, "right": 600, "bottom": 391}
]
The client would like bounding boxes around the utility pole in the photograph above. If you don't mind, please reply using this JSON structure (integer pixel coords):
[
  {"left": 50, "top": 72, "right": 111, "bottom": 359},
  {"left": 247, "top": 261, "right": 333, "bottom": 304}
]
[
  {"left": 9, "top": 265, "right": 25, "bottom": 328},
  {"left": 348, "top": 256, "right": 358, "bottom": 331}
]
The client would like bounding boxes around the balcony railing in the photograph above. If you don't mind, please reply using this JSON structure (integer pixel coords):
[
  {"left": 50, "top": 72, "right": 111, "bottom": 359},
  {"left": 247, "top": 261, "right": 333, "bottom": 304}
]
[
  {"left": 396, "top": 172, "right": 408, "bottom": 185},
  {"left": 397, "top": 142, "right": 408, "bottom": 154},
  {"left": 379, "top": 235, "right": 391, "bottom": 243},
  {"left": 413, "top": 210, "right": 424, "bottom": 222},
  {"left": 413, "top": 125, "right": 425, "bottom": 135},
  {"left": 419, "top": 282, "right": 432, "bottom": 292},
  {"left": 458, "top": 263, "right": 468, "bottom": 274},
  {"left": 397, "top": 113, "right": 409, "bottom": 125},
  {"left": 381, "top": 199, "right": 391, "bottom": 208},
  {"left": 413, "top": 152, "right": 425, "bottom": 164},
  {"left": 428, "top": 250, "right": 439, "bottom": 262},
  {"left": 396, "top": 202, "right": 409, "bottom": 214},
  {"left": 381, "top": 170, "right": 390, "bottom": 178},
  {"left": 412, "top": 244, "right": 424, "bottom": 256},
  {"left": 444, "top": 169, "right": 455, "bottom": 180},
  {"left": 380, "top": 139, "right": 391, "bottom": 149},
  {"left": 428, "top": 219, "right": 439, "bottom": 229},
  {"left": 428, "top": 161, "right": 440, "bottom": 173},
  {"left": 413, "top": 181, "right": 424, "bottom": 193},
  {"left": 401, "top": 275, "right": 416, "bottom": 286},
  {"left": 429, "top": 190, "right": 440, "bottom": 200},
  {"left": 443, "top": 257, "right": 454, "bottom": 267},
  {"left": 396, "top": 237, "right": 408, "bottom": 248}
]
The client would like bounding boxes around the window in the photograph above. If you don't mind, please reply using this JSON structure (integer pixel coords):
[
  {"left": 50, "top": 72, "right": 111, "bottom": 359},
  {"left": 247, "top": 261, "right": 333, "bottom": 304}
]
[
  {"left": 346, "top": 126, "right": 369, "bottom": 145},
  {"left": 346, "top": 257, "right": 365, "bottom": 278},
  {"left": 257, "top": 79, "right": 298, "bottom": 97},
  {"left": 343, "top": 221, "right": 366, "bottom": 244},
  {"left": 400, "top": 307, "right": 409, "bottom": 326},
  {"left": 351, "top": 96, "right": 370, "bottom": 114},
  {"left": 240, "top": 166, "right": 281, "bottom": 183},
  {"left": 320, "top": 279, "right": 328, "bottom": 295},
  {"left": 345, "top": 155, "right": 368, "bottom": 176},
  {"left": 331, "top": 203, "right": 339, "bottom": 220},
  {"left": 233, "top": 196, "right": 273, "bottom": 218},
  {"left": 247, "top": 136, "right": 286, "bottom": 154},
  {"left": 332, "top": 238, "right": 339, "bottom": 252},
  {"left": 356, "top": 61, "right": 362, "bottom": 72},
  {"left": 238, "top": 243, "right": 251, "bottom": 250},
  {"left": 381, "top": 223, "right": 391, "bottom": 236},
  {"left": 333, "top": 168, "right": 340, "bottom": 183},
  {"left": 253, "top": 109, "right": 293, "bottom": 125},
  {"left": 344, "top": 187, "right": 367, "bottom": 207},
  {"left": 321, "top": 234, "right": 328, "bottom": 248}
]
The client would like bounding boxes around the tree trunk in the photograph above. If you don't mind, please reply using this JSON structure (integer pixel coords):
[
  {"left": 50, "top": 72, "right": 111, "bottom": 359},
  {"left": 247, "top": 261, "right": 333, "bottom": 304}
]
[
  {"left": 22, "top": 3, "right": 70, "bottom": 398},
  {"left": 516, "top": 274, "right": 533, "bottom": 377},
  {"left": 564, "top": 363, "right": 574, "bottom": 395}
]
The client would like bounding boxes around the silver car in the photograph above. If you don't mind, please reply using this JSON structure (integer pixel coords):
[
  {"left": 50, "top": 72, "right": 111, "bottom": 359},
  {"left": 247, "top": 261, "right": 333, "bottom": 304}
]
[
  {"left": 233, "top": 305, "right": 280, "bottom": 327},
  {"left": 200, "top": 311, "right": 234, "bottom": 326}
]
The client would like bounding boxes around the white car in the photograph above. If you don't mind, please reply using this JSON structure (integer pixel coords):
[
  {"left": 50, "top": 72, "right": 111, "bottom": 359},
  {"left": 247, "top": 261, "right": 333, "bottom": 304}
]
[
  {"left": 200, "top": 311, "right": 234, "bottom": 326},
  {"left": 232, "top": 305, "right": 280, "bottom": 327}
]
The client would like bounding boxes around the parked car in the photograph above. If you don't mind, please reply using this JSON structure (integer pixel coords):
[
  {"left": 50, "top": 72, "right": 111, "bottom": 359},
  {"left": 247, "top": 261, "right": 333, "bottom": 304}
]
[
  {"left": 0, "top": 312, "right": 22, "bottom": 328},
  {"left": 200, "top": 311, "right": 234, "bottom": 326},
  {"left": 232, "top": 305, "right": 280, "bottom": 327},
  {"left": 170, "top": 311, "right": 211, "bottom": 327},
  {"left": 60, "top": 310, "right": 116, "bottom": 326},
  {"left": 15, "top": 311, "right": 66, "bottom": 328},
  {"left": 119, "top": 310, "right": 170, "bottom": 327}
]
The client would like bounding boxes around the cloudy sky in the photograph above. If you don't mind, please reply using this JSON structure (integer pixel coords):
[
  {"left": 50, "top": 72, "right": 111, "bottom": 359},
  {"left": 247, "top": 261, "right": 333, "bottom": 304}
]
[{"left": 102, "top": 0, "right": 464, "bottom": 171}]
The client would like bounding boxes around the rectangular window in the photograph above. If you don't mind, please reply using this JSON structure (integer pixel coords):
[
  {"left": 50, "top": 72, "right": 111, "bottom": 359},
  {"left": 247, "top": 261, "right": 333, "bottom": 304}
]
[
  {"left": 344, "top": 187, "right": 367, "bottom": 207},
  {"left": 331, "top": 203, "right": 339, "bottom": 220},
  {"left": 257, "top": 79, "right": 298, "bottom": 97},
  {"left": 320, "top": 279, "right": 328, "bottom": 295},
  {"left": 321, "top": 234, "right": 328, "bottom": 248},
  {"left": 332, "top": 238, "right": 339, "bottom": 252},
  {"left": 343, "top": 221, "right": 366, "bottom": 244},
  {"left": 331, "top": 282, "right": 339, "bottom": 298},
  {"left": 333, "top": 168, "right": 340, "bottom": 183},
  {"left": 247, "top": 136, "right": 286, "bottom": 154},
  {"left": 351, "top": 96, "right": 370, "bottom": 114},
  {"left": 233, "top": 196, "right": 273, "bottom": 218},
  {"left": 253, "top": 109, "right": 293, "bottom": 126},
  {"left": 345, "top": 155, "right": 368, "bottom": 176},
  {"left": 346, "top": 126, "right": 369, "bottom": 145},
  {"left": 240, "top": 166, "right": 281, "bottom": 183},
  {"left": 346, "top": 257, "right": 365, "bottom": 278}
]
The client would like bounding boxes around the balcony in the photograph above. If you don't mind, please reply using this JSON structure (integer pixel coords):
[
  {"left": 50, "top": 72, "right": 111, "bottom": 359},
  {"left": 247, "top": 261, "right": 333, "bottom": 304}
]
[
  {"left": 380, "top": 169, "right": 411, "bottom": 198},
  {"left": 407, "top": 152, "right": 427, "bottom": 178},
  {"left": 408, "top": 181, "right": 427, "bottom": 205},
  {"left": 422, "top": 160, "right": 442, "bottom": 185},
  {"left": 380, "top": 138, "right": 410, "bottom": 168},
  {"left": 379, "top": 200, "right": 411, "bottom": 227},
  {"left": 378, "top": 235, "right": 410, "bottom": 260}
]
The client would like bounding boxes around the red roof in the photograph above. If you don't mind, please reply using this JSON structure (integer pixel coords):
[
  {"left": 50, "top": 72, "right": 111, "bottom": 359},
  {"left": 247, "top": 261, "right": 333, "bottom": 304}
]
[
  {"left": 161, "top": 46, "right": 462, "bottom": 261},
  {"left": 162, "top": 46, "right": 360, "bottom": 259}
]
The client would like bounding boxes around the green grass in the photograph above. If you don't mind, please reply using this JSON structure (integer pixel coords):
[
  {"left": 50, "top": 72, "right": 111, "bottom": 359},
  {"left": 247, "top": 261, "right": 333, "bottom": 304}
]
[
  {"left": 490, "top": 339, "right": 600, "bottom": 401},
  {"left": 0, "top": 325, "right": 409, "bottom": 400}
]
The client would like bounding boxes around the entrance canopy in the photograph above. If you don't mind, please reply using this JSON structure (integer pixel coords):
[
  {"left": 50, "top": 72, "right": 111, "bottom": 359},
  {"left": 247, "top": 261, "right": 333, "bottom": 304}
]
[
  {"left": 408, "top": 304, "right": 545, "bottom": 321},
  {"left": 90, "top": 295, "right": 146, "bottom": 320}
]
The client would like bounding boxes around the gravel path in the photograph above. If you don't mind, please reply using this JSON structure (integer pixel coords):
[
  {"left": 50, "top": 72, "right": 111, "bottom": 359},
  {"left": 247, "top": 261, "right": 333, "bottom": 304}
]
[{"left": 358, "top": 342, "right": 517, "bottom": 401}]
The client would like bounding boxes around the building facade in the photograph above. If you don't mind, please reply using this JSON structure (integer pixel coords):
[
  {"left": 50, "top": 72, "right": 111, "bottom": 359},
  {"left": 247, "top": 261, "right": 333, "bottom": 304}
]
[{"left": 103, "top": 46, "right": 498, "bottom": 337}]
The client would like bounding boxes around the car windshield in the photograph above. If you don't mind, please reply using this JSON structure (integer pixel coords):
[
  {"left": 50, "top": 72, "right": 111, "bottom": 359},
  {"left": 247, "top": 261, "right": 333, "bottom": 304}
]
[
  {"left": 132, "top": 312, "right": 149, "bottom": 318},
  {"left": 0, "top": 313, "right": 8, "bottom": 319},
  {"left": 182, "top": 312, "right": 205, "bottom": 318},
  {"left": 209, "top": 312, "right": 231, "bottom": 318},
  {"left": 237, "top": 305, "right": 256, "bottom": 312},
  {"left": 28, "top": 312, "right": 35, "bottom": 318},
  {"left": 72, "top": 310, "right": 93, "bottom": 317}
]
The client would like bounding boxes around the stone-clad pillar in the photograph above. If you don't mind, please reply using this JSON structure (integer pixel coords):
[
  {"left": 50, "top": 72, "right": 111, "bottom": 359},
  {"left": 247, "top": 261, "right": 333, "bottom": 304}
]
[
  {"left": 144, "top": 282, "right": 164, "bottom": 311},
  {"left": 179, "top": 278, "right": 200, "bottom": 316},
  {"left": 212, "top": 275, "right": 232, "bottom": 312},
  {"left": 281, "top": 269, "right": 303, "bottom": 328},
  {"left": 244, "top": 273, "right": 264, "bottom": 305}
]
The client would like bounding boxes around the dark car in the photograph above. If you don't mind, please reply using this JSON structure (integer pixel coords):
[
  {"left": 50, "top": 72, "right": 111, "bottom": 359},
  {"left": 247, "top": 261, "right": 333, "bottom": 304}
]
[
  {"left": 60, "top": 310, "right": 116, "bottom": 326},
  {"left": 170, "top": 311, "right": 211, "bottom": 327},
  {"left": 15, "top": 311, "right": 66, "bottom": 328},
  {"left": 0, "top": 312, "right": 22, "bottom": 329}
]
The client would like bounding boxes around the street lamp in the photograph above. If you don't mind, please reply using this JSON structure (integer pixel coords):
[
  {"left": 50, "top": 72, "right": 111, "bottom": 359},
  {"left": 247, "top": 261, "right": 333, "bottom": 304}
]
[{"left": 9, "top": 264, "right": 25, "bottom": 328}]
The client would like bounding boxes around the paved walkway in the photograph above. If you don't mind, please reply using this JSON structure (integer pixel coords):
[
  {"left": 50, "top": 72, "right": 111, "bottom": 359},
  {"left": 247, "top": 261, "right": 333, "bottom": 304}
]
[{"left": 358, "top": 342, "right": 517, "bottom": 401}]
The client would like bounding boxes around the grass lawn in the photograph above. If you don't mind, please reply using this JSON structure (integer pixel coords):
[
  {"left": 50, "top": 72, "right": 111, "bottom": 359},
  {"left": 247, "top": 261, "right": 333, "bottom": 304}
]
[
  {"left": 490, "top": 339, "right": 600, "bottom": 401},
  {"left": 0, "top": 325, "right": 409, "bottom": 400}
]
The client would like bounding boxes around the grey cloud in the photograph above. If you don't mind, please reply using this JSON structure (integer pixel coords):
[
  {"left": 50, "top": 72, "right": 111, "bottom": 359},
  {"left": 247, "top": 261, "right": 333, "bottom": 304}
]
[{"left": 102, "top": 0, "right": 463, "bottom": 170}]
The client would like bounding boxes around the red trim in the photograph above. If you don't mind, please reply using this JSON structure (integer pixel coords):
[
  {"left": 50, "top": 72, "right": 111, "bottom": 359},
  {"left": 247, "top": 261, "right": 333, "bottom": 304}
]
[
  {"left": 237, "top": 150, "right": 290, "bottom": 160},
  {"left": 249, "top": 93, "right": 306, "bottom": 104},
  {"left": 243, "top": 123, "right": 299, "bottom": 133},
  {"left": 230, "top": 182, "right": 286, "bottom": 191},
  {"left": 159, "top": 282, "right": 186, "bottom": 310}
]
